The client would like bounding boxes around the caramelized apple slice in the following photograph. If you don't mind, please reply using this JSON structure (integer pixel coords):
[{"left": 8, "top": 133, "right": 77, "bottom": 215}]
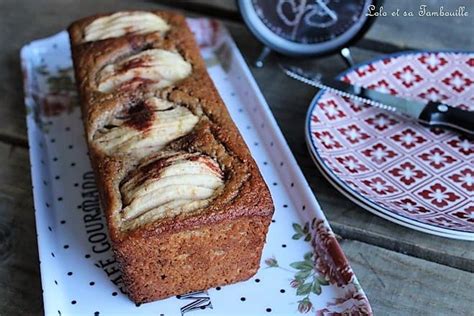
[
  {"left": 83, "top": 12, "right": 170, "bottom": 42},
  {"left": 120, "top": 152, "right": 224, "bottom": 222},
  {"left": 94, "top": 97, "right": 199, "bottom": 158},
  {"left": 96, "top": 49, "right": 192, "bottom": 93}
]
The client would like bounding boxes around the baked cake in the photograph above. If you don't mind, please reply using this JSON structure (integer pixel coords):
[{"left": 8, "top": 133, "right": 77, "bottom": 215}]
[{"left": 68, "top": 11, "right": 274, "bottom": 303}]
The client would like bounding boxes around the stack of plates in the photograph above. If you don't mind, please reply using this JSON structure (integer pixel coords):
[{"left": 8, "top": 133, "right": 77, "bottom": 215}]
[{"left": 306, "top": 51, "right": 474, "bottom": 240}]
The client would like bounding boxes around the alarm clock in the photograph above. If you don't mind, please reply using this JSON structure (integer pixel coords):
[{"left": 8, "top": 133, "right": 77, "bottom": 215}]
[{"left": 238, "top": 0, "right": 378, "bottom": 67}]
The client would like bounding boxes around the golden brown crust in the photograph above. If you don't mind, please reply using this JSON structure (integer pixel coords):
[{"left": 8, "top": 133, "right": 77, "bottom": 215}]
[
  {"left": 118, "top": 215, "right": 271, "bottom": 302},
  {"left": 69, "top": 10, "right": 274, "bottom": 303}
]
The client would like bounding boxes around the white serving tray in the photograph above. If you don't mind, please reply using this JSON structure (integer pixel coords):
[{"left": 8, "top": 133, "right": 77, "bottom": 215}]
[{"left": 21, "top": 18, "right": 371, "bottom": 316}]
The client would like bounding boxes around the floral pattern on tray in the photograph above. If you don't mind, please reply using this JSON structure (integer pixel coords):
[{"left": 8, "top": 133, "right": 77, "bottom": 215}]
[{"left": 266, "top": 219, "right": 370, "bottom": 315}]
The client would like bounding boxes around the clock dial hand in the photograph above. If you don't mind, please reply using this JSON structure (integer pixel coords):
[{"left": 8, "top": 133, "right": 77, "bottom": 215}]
[
  {"left": 305, "top": 0, "right": 339, "bottom": 28},
  {"left": 315, "top": 0, "right": 338, "bottom": 21}
]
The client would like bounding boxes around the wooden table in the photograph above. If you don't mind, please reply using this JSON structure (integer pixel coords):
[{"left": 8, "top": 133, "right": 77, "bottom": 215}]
[{"left": 1, "top": 1, "right": 473, "bottom": 314}]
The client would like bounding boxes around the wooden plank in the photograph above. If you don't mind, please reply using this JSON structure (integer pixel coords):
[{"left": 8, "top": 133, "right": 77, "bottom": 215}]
[
  {"left": 182, "top": 0, "right": 238, "bottom": 12},
  {"left": 341, "top": 240, "right": 474, "bottom": 316},
  {"left": 363, "top": 0, "right": 474, "bottom": 50},
  {"left": 153, "top": 0, "right": 241, "bottom": 21},
  {"left": 0, "top": 143, "right": 42, "bottom": 315},
  {"left": 0, "top": 1, "right": 472, "bottom": 313}
]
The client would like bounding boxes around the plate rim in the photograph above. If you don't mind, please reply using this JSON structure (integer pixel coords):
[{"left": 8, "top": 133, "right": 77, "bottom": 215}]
[
  {"left": 305, "top": 140, "right": 474, "bottom": 241},
  {"left": 305, "top": 50, "right": 474, "bottom": 240}
]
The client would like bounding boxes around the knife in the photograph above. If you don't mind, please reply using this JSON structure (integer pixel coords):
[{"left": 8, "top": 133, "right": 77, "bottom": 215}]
[{"left": 281, "top": 65, "right": 474, "bottom": 136}]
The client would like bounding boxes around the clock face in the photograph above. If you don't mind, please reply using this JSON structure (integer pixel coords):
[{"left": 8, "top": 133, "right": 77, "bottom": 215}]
[{"left": 251, "top": 0, "right": 369, "bottom": 44}]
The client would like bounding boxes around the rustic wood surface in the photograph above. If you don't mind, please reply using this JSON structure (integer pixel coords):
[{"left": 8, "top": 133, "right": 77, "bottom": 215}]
[{"left": 0, "top": 0, "right": 472, "bottom": 315}]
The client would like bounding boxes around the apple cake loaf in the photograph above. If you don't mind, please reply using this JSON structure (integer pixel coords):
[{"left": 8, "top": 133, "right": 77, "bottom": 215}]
[{"left": 68, "top": 11, "right": 274, "bottom": 303}]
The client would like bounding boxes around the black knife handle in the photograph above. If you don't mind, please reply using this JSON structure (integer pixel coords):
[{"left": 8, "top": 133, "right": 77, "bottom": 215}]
[{"left": 418, "top": 102, "right": 474, "bottom": 136}]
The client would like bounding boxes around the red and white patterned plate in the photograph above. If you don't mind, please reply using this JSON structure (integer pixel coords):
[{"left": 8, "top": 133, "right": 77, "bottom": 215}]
[{"left": 306, "top": 51, "right": 474, "bottom": 240}]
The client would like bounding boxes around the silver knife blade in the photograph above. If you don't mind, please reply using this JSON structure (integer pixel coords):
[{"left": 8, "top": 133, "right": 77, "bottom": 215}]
[{"left": 281, "top": 65, "right": 426, "bottom": 120}]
